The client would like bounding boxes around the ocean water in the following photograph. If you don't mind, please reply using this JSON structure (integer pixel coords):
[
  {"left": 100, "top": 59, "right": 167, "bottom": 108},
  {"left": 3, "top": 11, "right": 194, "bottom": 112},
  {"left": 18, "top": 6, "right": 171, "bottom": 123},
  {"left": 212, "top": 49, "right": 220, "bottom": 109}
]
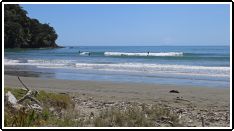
[{"left": 4, "top": 46, "right": 230, "bottom": 88}]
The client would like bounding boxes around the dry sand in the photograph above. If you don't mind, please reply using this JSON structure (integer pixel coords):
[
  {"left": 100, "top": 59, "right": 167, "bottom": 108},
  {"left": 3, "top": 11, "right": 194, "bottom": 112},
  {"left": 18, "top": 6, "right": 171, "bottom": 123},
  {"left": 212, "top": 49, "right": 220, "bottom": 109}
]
[{"left": 4, "top": 75, "right": 230, "bottom": 127}]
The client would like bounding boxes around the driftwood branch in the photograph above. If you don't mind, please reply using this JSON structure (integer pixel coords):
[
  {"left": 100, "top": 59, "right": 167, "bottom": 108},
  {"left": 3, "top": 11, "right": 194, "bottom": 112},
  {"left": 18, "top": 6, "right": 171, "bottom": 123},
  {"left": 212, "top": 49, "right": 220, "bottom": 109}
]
[
  {"left": 17, "top": 76, "right": 29, "bottom": 91},
  {"left": 17, "top": 90, "right": 41, "bottom": 106},
  {"left": 5, "top": 75, "right": 42, "bottom": 111}
]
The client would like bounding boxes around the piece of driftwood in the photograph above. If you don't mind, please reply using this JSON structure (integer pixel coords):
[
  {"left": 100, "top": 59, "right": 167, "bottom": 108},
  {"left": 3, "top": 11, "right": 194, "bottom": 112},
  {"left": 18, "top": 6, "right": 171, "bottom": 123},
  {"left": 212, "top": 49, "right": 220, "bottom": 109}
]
[
  {"left": 27, "top": 104, "right": 43, "bottom": 111},
  {"left": 5, "top": 91, "right": 17, "bottom": 105},
  {"left": 17, "top": 76, "right": 29, "bottom": 91},
  {"left": 17, "top": 90, "right": 41, "bottom": 105},
  {"left": 169, "top": 90, "right": 180, "bottom": 93},
  {"left": 5, "top": 91, "right": 23, "bottom": 110},
  {"left": 5, "top": 76, "right": 42, "bottom": 111}
]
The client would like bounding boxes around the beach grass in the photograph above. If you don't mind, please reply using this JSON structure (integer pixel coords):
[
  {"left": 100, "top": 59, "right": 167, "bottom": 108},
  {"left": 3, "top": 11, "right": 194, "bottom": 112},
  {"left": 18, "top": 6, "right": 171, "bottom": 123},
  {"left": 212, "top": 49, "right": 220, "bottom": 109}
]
[
  {"left": 4, "top": 87, "right": 75, "bottom": 110},
  {"left": 4, "top": 87, "right": 182, "bottom": 127},
  {"left": 4, "top": 87, "right": 75, "bottom": 127},
  {"left": 92, "top": 105, "right": 181, "bottom": 127}
]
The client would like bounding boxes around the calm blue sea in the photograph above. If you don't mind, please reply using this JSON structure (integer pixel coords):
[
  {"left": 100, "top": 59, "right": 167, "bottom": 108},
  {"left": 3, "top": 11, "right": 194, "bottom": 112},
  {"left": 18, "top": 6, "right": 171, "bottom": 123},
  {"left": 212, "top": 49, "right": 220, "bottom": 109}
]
[{"left": 4, "top": 46, "right": 230, "bottom": 88}]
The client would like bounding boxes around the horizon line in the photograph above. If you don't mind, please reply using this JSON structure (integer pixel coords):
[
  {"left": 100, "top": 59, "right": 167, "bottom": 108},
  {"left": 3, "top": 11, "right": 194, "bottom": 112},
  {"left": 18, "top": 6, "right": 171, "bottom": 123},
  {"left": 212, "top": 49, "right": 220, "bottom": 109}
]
[{"left": 60, "top": 45, "right": 230, "bottom": 47}]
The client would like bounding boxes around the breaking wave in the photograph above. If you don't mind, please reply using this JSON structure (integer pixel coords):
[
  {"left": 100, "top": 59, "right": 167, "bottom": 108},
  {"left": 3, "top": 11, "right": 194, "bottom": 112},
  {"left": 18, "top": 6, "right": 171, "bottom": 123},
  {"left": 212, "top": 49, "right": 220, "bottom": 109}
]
[
  {"left": 4, "top": 58, "right": 230, "bottom": 78},
  {"left": 104, "top": 52, "right": 183, "bottom": 57}
]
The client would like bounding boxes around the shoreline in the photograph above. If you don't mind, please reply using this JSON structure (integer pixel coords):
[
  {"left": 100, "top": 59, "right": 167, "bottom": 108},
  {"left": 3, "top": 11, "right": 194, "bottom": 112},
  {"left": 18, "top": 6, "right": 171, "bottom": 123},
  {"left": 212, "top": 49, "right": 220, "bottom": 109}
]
[
  {"left": 4, "top": 75, "right": 230, "bottom": 107},
  {"left": 4, "top": 66, "right": 230, "bottom": 89}
]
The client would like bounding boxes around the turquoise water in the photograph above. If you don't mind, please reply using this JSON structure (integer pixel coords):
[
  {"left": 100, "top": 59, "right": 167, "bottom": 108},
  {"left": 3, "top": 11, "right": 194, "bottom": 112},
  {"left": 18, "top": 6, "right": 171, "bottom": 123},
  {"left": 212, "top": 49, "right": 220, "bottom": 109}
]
[{"left": 4, "top": 46, "right": 230, "bottom": 88}]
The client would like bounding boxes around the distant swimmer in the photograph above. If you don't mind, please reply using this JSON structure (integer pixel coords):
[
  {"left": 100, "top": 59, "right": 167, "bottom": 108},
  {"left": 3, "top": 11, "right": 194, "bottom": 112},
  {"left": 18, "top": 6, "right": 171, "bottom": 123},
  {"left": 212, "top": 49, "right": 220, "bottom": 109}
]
[
  {"left": 147, "top": 51, "right": 150, "bottom": 56},
  {"left": 88, "top": 52, "right": 91, "bottom": 56},
  {"left": 78, "top": 51, "right": 81, "bottom": 54}
]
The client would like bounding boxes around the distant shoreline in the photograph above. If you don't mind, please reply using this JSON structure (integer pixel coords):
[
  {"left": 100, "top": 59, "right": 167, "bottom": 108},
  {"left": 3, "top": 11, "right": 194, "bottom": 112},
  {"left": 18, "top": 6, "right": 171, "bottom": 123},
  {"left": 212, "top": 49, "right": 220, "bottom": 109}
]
[{"left": 4, "top": 46, "right": 65, "bottom": 49}]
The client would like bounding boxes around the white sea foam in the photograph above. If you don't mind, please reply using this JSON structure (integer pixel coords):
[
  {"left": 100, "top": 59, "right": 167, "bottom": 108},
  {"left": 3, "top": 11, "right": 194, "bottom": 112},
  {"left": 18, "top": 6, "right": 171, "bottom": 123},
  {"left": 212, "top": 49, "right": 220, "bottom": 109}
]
[
  {"left": 75, "top": 63, "right": 230, "bottom": 77},
  {"left": 4, "top": 59, "right": 21, "bottom": 65},
  {"left": 4, "top": 58, "right": 230, "bottom": 77},
  {"left": 4, "top": 59, "right": 72, "bottom": 67},
  {"left": 104, "top": 52, "right": 183, "bottom": 56}
]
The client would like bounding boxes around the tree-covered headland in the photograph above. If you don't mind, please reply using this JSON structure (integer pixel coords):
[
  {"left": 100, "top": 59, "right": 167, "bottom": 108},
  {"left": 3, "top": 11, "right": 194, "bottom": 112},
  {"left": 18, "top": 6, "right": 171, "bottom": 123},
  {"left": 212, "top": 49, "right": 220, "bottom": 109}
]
[{"left": 4, "top": 4, "right": 59, "bottom": 48}]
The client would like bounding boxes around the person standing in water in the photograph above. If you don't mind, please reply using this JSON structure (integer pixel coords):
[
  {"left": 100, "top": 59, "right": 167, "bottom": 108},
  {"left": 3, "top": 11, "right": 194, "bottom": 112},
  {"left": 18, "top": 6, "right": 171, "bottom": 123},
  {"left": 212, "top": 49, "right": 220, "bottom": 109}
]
[{"left": 147, "top": 51, "right": 150, "bottom": 56}]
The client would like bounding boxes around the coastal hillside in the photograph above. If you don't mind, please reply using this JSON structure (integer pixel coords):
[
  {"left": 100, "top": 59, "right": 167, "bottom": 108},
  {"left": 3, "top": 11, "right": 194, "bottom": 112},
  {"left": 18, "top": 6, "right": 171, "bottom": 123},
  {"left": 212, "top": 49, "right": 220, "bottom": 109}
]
[{"left": 4, "top": 4, "right": 59, "bottom": 48}]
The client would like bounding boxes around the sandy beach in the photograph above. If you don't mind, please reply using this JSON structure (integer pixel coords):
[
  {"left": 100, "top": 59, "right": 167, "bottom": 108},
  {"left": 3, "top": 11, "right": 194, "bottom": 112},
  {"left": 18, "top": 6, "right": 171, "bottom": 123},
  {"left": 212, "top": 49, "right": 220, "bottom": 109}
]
[
  {"left": 4, "top": 75, "right": 230, "bottom": 127},
  {"left": 4, "top": 75, "right": 230, "bottom": 106}
]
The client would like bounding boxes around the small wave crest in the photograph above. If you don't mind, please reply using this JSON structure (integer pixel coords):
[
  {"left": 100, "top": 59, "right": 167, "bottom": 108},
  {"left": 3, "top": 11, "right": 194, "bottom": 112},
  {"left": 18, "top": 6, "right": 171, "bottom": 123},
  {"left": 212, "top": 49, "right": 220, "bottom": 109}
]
[
  {"left": 79, "top": 52, "right": 90, "bottom": 56},
  {"left": 104, "top": 52, "right": 183, "bottom": 57}
]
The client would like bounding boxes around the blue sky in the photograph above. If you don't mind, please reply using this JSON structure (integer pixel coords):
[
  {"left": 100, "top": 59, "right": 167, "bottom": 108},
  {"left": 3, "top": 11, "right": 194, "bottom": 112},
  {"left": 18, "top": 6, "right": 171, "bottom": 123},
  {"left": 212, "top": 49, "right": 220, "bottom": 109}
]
[{"left": 21, "top": 4, "right": 230, "bottom": 46}]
